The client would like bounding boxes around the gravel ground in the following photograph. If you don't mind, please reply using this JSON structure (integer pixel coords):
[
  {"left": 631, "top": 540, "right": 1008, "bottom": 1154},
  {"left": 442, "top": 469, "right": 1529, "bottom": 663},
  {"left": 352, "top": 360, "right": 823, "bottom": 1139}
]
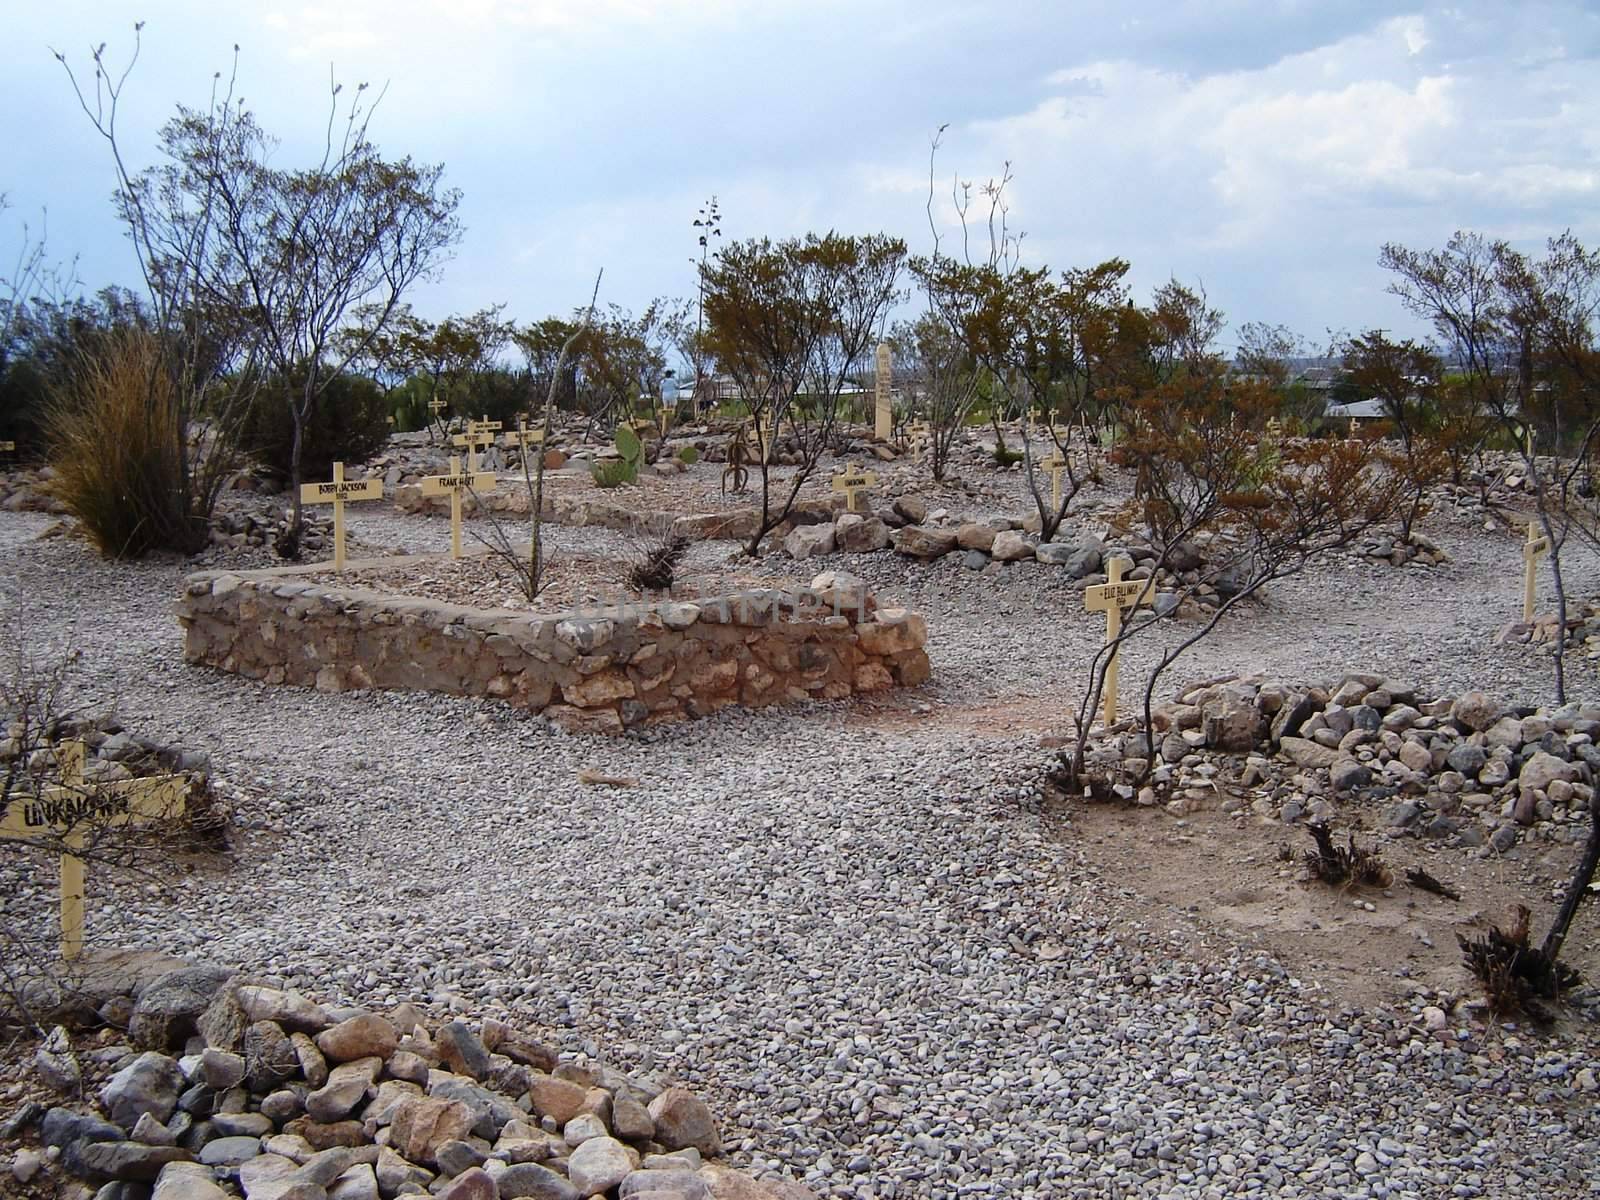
[{"left": 3, "top": 504, "right": 1599, "bottom": 1199}]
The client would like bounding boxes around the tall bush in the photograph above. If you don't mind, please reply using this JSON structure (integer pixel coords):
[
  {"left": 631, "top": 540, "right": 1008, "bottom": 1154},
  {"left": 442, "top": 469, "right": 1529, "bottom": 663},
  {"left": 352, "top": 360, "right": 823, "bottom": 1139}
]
[
  {"left": 46, "top": 328, "right": 194, "bottom": 557},
  {"left": 240, "top": 369, "right": 391, "bottom": 482}
]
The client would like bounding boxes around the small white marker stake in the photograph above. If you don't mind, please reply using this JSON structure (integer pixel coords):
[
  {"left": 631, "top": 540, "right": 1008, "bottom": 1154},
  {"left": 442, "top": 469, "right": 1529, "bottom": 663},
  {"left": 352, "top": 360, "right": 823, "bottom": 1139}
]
[{"left": 1085, "top": 557, "right": 1155, "bottom": 727}]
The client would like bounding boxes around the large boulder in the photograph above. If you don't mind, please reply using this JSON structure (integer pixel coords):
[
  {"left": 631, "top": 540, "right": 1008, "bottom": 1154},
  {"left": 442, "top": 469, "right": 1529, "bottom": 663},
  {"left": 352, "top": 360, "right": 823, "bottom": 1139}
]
[
  {"left": 101, "top": 1052, "right": 186, "bottom": 1131},
  {"left": 783, "top": 523, "right": 836, "bottom": 560},
  {"left": 1520, "top": 750, "right": 1580, "bottom": 794},
  {"left": 129, "top": 966, "right": 235, "bottom": 1051},
  {"left": 893, "top": 525, "right": 959, "bottom": 560},
  {"left": 1451, "top": 691, "right": 1504, "bottom": 732},
  {"left": 990, "top": 530, "right": 1035, "bottom": 563},
  {"left": 647, "top": 1088, "right": 721, "bottom": 1156},
  {"left": 956, "top": 523, "right": 999, "bottom": 553},
  {"left": 835, "top": 514, "right": 891, "bottom": 553}
]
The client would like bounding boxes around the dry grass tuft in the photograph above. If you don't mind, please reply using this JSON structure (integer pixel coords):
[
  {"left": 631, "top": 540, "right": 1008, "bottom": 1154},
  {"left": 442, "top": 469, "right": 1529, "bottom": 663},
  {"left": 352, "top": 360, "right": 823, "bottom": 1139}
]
[{"left": 45, "top": 328, "right": 196, "bottom": 557}]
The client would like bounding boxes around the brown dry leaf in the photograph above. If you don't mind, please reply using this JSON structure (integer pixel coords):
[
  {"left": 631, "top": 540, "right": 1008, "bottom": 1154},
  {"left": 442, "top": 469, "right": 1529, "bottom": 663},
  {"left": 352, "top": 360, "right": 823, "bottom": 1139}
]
[{"left": 577, "top": 767, "right": 638, "bottom": 788}]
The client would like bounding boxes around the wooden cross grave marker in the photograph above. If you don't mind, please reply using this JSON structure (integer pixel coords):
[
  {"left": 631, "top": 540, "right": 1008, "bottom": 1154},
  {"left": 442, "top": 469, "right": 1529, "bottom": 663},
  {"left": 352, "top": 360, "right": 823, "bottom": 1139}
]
[
  {"left": 0, "top": 440, "right": 16, "bottom": 453},
  {"left": 745, "top": 420, "right": 773, "bottom": 465},
  {"left": 1041, "top": 448, "right": 1068, "bottom": 509},
  {"left": 907, "top": 420, "right": 931, "bottom": 465},
  {"left": 451, "top": 428, "right": 496, "bottom": 471},
  {"left": 832, "top": 467, "right": 877, "bottom": 514},
  {"left": 501, "top": 418, "right": 545, "bottom": 453},
  {"left": 422, "top": 454, "right": 497, "bottom": 560},
  {"left": 1084, "top": 556, "right": 1155, "bottom": 727},
  {"left": 1348, "top": 416, "right": 1361, "bottom": 439},
  {"left": 0, "top": 741, "right": 187, "bottom": 960},
  {"left": 300, "top": 461, "right": 384, "bottom": 570},
  {"left": 1523, "top": 520, "right": 1550, "bottom": 622},
  {"left": 1265, "top": 417, "right": 1283, "bottom": 441}
]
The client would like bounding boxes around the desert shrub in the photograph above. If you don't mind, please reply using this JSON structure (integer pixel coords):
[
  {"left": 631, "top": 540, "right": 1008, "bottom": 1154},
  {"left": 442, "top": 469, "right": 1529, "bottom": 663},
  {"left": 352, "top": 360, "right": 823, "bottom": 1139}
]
[
  {"left": 628, "top": 534, "right": 690, "bottom": 592},
  {"left": 45, "top": 327, "right": 196, "bottom": 557},
  {"left": 452, "top": 367, "right": 530, "bottom": 427},
  {"left": 591, "top": 458, "right": 637, "bottom": 489},
  {"left": 241, "top": 368, "right": 391, "bottom": 481},
  {"left": 676, "top": 445, "right": 701, "bottom": 465},
  {"left": 0, "top": 356, "right": 49, "bottom": 455},
  {"left": 1457, "top": 905, "right": 1580, "bottom": 1019},
  {"left": 993, "top": 444, "right": 1025, "bottom": 467},
  {"left": 1301, "top": 822, "right": 1391, "bottom": 888}
]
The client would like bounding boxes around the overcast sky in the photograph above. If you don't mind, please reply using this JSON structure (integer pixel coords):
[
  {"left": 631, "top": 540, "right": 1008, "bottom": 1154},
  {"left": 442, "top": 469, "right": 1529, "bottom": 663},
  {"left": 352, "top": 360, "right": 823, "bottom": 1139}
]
[{"left": 5, "top": 1, "right": 1598, "bottom": 354}]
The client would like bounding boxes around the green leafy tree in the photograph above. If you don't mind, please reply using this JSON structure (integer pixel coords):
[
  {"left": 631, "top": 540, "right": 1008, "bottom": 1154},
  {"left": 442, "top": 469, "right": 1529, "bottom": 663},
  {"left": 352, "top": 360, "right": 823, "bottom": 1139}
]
[
  {"left": 701, "top": 232, "right": 906, "bottom": 553},
  {"left": 1340, "top": 330, "right": 1446, "bottom": 542}
]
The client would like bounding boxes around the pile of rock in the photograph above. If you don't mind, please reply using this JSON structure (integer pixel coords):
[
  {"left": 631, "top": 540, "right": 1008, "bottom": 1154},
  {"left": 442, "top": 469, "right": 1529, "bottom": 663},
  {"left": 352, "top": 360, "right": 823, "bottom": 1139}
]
[
  {"left": 2, "top": 717, "right": 213, "bottom": 786},
  {"left": 1353, "top": 532, "right": 1449, "bottom": 568},
  {"left": 10, "top": 965, "right": 808, "bottom": 1200},
  {"left": 1086, "top": 674, "right": 1597, "bottom": 853},
  {"left": 0, "top": 466, "right": 67, "bottom": 515},
  {"left": 1498, "top": 599, "right": 1600, "bottom": 659},
  {"left": 206, "top": 511, "right": 342, "bottom": 557}
]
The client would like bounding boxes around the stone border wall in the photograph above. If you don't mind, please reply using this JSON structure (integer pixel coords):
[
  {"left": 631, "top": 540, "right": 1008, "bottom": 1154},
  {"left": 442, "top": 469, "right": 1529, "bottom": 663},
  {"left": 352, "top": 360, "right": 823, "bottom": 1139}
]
[{"left": 175, "top": 560, "right": 930, "bottom": 733}]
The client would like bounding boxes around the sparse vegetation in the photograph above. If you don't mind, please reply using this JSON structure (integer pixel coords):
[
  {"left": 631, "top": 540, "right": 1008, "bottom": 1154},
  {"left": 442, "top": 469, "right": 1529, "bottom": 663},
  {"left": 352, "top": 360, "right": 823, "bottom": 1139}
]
[
  {"left": 628, "top": 533, "right": 690, "bottom": 593},
  {"left": 1301, "top": 822, "right": 1392, "bottom": 889}
]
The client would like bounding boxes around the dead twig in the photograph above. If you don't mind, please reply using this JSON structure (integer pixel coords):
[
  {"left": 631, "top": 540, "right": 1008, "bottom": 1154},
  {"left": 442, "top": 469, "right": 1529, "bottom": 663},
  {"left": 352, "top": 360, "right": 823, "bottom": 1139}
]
[{"left": 1405, "top": 865, "right": 1461, "bottom": 901}]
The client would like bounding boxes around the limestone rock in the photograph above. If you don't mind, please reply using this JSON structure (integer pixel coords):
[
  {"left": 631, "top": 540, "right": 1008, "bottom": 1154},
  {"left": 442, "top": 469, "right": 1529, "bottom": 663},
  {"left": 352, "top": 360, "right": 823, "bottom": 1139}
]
[
  {"left": 314, "top": 1015, "right": 397, "bottom": 1065},
  {"left": 1279, "top": 737, "right": 1338, "bottom": 770},
  {"left": 567, "top": 1135, "right": 634, "bottom": 1194},
  {"left": 892, "top": 525, "right": 958, "bottom": 560},
  {"left": 990, "top": 530, "right": 1034, "bottom": 563},
  {"left": 305, "top": 1058, "right": 380, "bottom": 1123},
  {"left": 1520, "top": 750, "right": 1580, "bottom": 794},
  {"left": 956, "top": 523, "right": 999, "bottom": 553},
  {"left": 836, "top": 515, "right": 891, "bottom": 553},
  {"left": 1451, "top": 691, "right": 1503, "bottom": 732},
  {"left": 435, "top": 1166, "right": 497, "bottom": 1200},
  {"left": 481, "top": 1020, "right": 558, "bottom": 1072},
  {"left": 236, "top": 987, "right": 330, "bottom": 1035},
  {"left": 78, "top": 1140, "right": 194, "bottom": 1182},
  {"left": 153, "top": 1161, "right": 230, "bottom": 1200},
  {"left": 435, "top": 1021, "right": 491, "bottom": 1082},
  {"left": 647, "top": 1089, "right": 721, "bottom": 1156},
  {"left": 493, "top": 1162, "right": 577, "bottom": 1199},
  {"left": 389, "top": 1096, "right": 474, "bottom": 1167},
  {"left": 783, "top": 523, "right": 835, "bottom": 560},
  {"left": 199, "top": 1048, "right": 246, "bottom": 1091},
  {"left": 328, "top": 1162, "right": 380, "bottom": 1200},
  {"left": 130, "top": 967, "right": 235, "bottom": 1052},
  {"left": 612, "top": 1096, "right": 654, "bottom": 1142},
  {"left": 101, "top": 1052, "right": 186, "bottom": 1132},
  {"left": 892, "top": 495, "right": 928, "bottom": 524},
  {"left": 35, "top": 1025, "right": 82, "bottom": 1094}
]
